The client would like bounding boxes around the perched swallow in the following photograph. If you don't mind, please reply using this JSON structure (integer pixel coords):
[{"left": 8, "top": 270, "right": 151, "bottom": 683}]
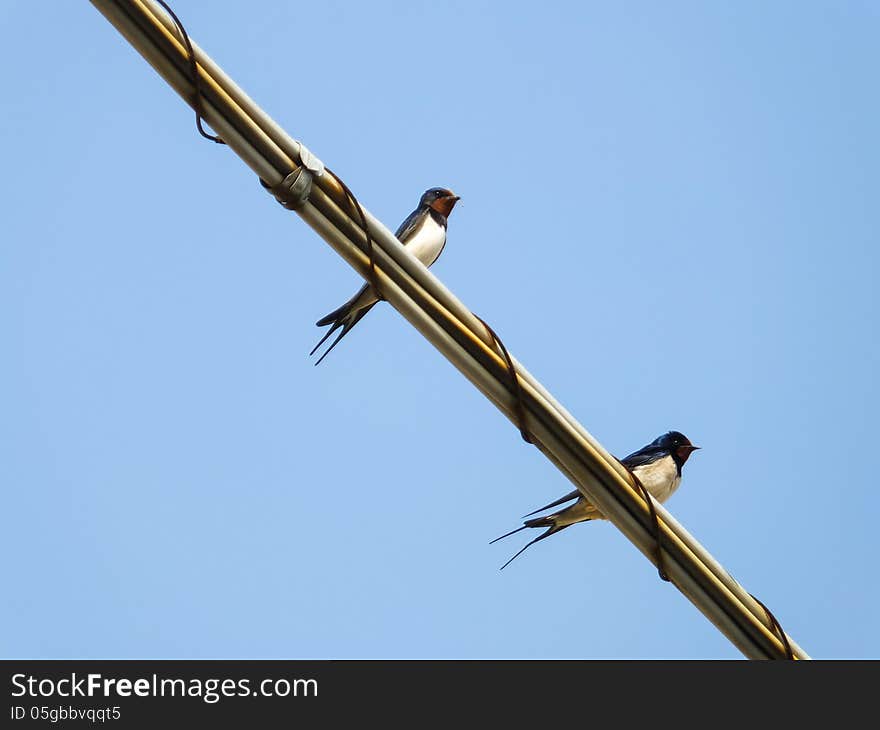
[
  {"left": 310, "top": 187, "right": 460, "bottom": 365},
  {"left": 492, "top": 431, "right": 700, "bottom": 569}
]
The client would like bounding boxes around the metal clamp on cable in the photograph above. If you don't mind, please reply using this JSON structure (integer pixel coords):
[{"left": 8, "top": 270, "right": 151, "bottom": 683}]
[
  {"left": 261, "top": 167, "right": 314, "bottom": 211},
  {"left": 298, "top": 143, "right": 325, "bottom": 178},
  {"left": 261, "top": 143, "right": 325, "bottom": 210}
]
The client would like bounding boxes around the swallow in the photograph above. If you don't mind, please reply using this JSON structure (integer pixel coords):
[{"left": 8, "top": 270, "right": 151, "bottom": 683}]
[
  {"left": 310, "top": 187, "right": 460, "bottom": 365},
  {"left": 491, "top": 431, "right": 700, "bottom": 569}
]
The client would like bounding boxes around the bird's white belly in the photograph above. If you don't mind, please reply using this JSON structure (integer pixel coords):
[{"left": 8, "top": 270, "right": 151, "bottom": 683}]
[
  {"left": 404, "top": 218, "right": 446, "bottom": 267},
  {"left": 631, "top": 455, "right": 681, "bottom": 504}
]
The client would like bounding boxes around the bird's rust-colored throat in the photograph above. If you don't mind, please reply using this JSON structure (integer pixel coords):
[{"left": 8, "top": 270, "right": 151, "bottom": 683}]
[
  {"left": 676, "top": 444, "right": 700, "bottom": 464},
  {"left": 429, "top": 195, "right": 459, "bottom": 218}
]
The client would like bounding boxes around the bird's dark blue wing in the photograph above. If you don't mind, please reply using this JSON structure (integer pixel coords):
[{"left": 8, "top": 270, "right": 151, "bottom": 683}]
[
  {"left": 522, "top": 489, "right": 580, "bottom": 517},
  {"left": 620, "top": 443, "right": 667, "bottom": 469},
  {"left": 393, "top": 207, "right": 425, "bottom": 242}
]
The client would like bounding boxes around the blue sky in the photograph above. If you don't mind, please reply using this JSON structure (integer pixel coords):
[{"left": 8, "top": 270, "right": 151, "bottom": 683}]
[{"left": 2, "top": 1, "right": 878, "bottom": 659}]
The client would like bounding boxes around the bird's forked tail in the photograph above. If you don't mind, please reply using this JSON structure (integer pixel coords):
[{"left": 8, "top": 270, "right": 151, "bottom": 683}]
[
  {"left": 490, "top": 513, "right": 584, "bottom": 570},
  {"left": 310, "top": 297, "right": 375, "bottom": 365}
]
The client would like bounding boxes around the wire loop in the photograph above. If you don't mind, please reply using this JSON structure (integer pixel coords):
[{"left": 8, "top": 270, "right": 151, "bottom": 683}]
[
  {"left": 618, "top": 460, "right": 670, "bottom": 582},
  {"left": 749, "top": 593, "right": 796, "bottom": 660},
  {"left": 154, "top": 1, "right": 225, "bottom": 144},
  {"left": 473, "top": 317, "right": 532, "bottom": 444},
  {"left": 324, "top": 168, "right": 385, "bottom": 302}
]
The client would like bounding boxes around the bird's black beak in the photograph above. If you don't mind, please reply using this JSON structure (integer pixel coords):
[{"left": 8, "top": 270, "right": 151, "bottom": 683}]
[{"left": 676, "top": 444, "right": 700, "bottom": 462}]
